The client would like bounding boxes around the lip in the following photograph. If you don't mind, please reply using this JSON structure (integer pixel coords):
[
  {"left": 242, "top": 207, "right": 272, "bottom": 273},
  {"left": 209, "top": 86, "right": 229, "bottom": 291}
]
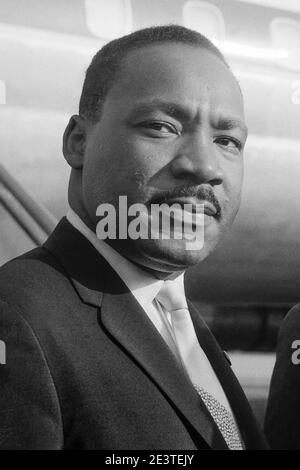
[{"left": 159, "top": 197, "right": 217, "bottom": 217}]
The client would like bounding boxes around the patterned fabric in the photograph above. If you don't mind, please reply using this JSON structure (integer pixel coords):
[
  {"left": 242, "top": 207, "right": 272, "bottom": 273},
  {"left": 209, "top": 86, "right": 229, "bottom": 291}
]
[
  {"left": 194, "top": 384, "right": 243, "bottom": 450},
  {"left": 156, "top": 280, "right": 244, "bottom": 450}
]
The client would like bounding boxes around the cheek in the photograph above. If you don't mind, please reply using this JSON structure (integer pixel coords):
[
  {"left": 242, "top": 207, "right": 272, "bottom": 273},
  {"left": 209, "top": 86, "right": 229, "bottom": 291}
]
[
  {"left": 221, "top": 160, "right": 243, "bottom": 214},
  {"left": 118, "top": 139, "right": 170, "bottom": 195},
  {"left": 234, "top": 159, "right": 244, "bottom": 199},
  {"left": 105, "top": 135, "right": 161, "bottom": 180},
  {"left": 82, "top": 142, "right": 159, "bottom": 208},
  {"left": 126, "top": 138, "right": 167, "bottom": 171}
]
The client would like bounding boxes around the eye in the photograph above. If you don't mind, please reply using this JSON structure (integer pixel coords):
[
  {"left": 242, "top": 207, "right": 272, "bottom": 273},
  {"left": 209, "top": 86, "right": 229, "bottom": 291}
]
[
  {"left": 215, "top": 136, "right": 242, "bottom": 152},
  {"left": 137, "top": 120, "right": 180, "bottom": 137}
]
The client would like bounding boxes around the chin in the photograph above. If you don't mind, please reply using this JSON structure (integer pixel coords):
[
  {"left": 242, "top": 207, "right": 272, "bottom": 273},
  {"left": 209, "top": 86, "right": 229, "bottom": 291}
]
[{"left": 128, "top": 237, "right": 218, "bottom": 273}]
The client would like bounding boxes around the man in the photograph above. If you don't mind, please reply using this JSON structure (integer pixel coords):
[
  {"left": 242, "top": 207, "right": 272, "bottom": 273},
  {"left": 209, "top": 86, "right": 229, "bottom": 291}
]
[
  {"left": 265, "top": 307, "right": 300, "bottom": 449},
  {"left": 0, "top": 25, "right": 267, "bottom": 450}
]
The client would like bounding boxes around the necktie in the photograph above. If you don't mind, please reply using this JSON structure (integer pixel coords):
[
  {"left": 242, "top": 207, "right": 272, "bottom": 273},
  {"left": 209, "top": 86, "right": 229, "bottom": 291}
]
[{"left": 156, "top": 279, "right": 243, "bottom": 450}]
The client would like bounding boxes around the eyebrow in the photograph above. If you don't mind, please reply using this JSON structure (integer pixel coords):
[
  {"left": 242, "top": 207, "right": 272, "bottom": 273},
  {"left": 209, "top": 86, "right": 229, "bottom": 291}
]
[
  {"left": 128, "top": 99, "right": 248, "bottom": 135},
  {"left": 128, "top": 100, "right": 193, "bottom": 123},
  {"left": 214, "top": 117, "right": 248, "bottom": 136}
]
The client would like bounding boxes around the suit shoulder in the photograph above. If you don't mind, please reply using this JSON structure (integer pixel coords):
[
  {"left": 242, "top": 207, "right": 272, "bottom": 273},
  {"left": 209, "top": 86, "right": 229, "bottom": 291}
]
[
  {"left": 0, "top": 285, "right": 64, "bottom": 449},
  {"left": 0, "top": 246, "right": 67, "bottom": 290},
  {"left": 280, "top": 304, "right": 300, "bottom": 337},
  {"left": 0, "top": 247, "right": 75, "bottom": 320},
  {"left": 285, "top": 304, "right": 300, "bottom": 321}
]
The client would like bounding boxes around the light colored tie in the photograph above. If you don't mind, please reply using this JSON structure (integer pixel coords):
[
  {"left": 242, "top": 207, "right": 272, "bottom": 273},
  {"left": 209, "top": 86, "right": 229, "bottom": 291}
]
[{"left": 156, "top": 279, "right": 243, "bottom": 450}]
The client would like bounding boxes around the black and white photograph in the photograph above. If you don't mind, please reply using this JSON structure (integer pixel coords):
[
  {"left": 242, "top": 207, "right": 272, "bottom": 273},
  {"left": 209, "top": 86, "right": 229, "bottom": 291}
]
[{"left": 0, "top": 0, "right": 299, "bottom": 453}]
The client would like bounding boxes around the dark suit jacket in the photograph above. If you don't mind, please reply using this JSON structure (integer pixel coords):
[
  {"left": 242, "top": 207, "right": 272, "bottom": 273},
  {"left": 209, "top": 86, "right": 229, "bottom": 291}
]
[
  {"left": 265, "top": 305, "right": 300, "bottom": 449},
  {"left": 0, "top": 218, "right": 268, "bottom": 450}
]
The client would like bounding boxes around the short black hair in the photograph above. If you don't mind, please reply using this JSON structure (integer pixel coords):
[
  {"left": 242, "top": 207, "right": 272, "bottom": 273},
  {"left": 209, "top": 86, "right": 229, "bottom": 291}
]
[{"left": 79, "top": 24, "right": 231, "bottom": 121}]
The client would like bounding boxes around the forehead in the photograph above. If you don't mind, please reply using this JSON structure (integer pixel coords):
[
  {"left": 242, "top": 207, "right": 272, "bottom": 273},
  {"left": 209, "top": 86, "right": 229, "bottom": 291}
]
[{"left": 103, "top": 43, "right": 244, "bottom": 120}]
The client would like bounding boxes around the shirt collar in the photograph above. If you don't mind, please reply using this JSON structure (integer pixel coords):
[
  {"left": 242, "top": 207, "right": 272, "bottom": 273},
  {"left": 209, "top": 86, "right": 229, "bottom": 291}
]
[{"left": 66, "top": 208, "right": 170, "bottom": 307}]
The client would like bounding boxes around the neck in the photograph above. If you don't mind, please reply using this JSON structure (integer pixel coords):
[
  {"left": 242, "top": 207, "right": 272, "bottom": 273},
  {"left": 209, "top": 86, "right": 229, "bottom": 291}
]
[{"left": 68, "top": 201, "right": 186, "bottom": 281}]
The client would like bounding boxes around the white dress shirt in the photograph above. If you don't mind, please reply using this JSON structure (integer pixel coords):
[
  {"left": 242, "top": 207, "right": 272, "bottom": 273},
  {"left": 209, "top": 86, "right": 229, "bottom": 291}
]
[
  {"left": 67, "top": 208, "right": 183, "bottom": 363},
  {"left": 66, "top": 208, "right": 237, "bottom": 420}
]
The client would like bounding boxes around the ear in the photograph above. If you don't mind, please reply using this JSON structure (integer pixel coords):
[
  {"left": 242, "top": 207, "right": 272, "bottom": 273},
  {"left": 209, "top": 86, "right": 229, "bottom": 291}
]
[{"left": 63, "top": 115, "right": 89, "bottom": 169}]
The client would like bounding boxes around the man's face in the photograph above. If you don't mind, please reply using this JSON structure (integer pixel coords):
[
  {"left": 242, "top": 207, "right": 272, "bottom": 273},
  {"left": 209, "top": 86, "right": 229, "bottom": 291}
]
[{"left": 81, "top": 43, "right": 247, "bottom": 274}]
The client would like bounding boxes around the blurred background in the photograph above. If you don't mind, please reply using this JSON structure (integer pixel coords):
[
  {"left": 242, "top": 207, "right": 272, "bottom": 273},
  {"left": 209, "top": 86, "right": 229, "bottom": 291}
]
[{"left": 1, "top": 0, "right": 300, "bottom": 423}]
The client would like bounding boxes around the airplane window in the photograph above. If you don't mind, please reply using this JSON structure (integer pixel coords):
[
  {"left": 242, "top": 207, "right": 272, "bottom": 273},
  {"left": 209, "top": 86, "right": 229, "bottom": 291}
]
[
  {"left": 182, "top": 1, "right": 225, "bottom": 43},
  {"left": 236, "top": 0, "right": 300, "bottom": 15},
  {"left": 0, "top": 200, "right": 35, "bottom": 267},
  {"left": 84, "top": 0, "right": 132, "bottom": 40},
  {"left": 271, "top": 17, "right": 300, "bottom": 70}
]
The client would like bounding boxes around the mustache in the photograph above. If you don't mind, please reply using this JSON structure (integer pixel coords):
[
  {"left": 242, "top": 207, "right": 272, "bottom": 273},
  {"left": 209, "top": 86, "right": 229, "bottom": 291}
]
[{"left": 147, "top": 185, "right": 222, "bottom": 219}]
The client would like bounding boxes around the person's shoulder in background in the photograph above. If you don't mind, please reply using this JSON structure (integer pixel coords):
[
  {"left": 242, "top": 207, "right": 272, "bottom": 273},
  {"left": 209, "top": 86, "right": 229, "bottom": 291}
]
[{"left": 264, "top": 304, "right": 300, "bottom": 450}]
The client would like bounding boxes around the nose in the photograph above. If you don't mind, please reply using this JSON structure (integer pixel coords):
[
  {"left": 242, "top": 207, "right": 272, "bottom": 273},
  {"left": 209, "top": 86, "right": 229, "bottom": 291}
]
[{"left": 170, "top": 132, "right": 224, "bottom": 186}]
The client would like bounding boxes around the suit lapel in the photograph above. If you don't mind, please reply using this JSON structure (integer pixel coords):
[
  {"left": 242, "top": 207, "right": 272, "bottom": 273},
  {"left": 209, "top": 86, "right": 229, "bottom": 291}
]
[
  {"left": 44, "top": 218, "right": 228, "bottom": 449},
  {"left": 43, "top": 218, "right": 106, "bottom": 307},
  {"left": 100, "top": 270, "right": 228, "bottom": 449},
  {"left": 188, "top": 301, "right": 269, "bottom": 450}
]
